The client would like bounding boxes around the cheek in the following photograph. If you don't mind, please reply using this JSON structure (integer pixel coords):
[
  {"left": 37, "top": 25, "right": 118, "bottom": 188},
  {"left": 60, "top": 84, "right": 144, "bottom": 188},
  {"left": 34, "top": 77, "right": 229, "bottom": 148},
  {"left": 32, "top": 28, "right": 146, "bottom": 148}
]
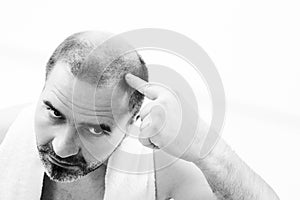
[
  {"left": 34, "top": 109, "right": 56, "bottom": 145},
  {"left": 80, "top": 129, "right": 125, "bottom": 163}
]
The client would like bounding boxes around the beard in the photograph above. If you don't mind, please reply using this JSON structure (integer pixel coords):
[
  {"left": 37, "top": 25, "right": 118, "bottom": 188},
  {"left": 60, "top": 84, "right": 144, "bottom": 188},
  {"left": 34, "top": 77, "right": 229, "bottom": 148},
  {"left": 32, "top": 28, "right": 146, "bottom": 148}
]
[{"left": 37, "top": 142, "right": 103, "bottom": 183}]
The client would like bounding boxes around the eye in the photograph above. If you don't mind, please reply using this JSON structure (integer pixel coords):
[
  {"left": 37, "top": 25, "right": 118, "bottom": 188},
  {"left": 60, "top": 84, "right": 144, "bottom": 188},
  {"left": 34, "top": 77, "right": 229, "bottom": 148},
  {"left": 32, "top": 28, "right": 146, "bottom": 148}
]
[
  {"left": 47, "top": 107, "right": 63, "bottom": 119},
  {"left": 88, "top": 124, "right": 111, "bottom": 136}
]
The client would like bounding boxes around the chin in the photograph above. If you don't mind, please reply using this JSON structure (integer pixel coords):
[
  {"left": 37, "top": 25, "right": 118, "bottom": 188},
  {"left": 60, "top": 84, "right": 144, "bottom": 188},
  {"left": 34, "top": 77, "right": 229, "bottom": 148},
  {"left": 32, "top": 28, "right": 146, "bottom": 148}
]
[
  {"left": 37, "top": 147, "right": 103, "bottom": 183},
  {"left": 42, "top": 157, "right": 103, "bottom": 183}
]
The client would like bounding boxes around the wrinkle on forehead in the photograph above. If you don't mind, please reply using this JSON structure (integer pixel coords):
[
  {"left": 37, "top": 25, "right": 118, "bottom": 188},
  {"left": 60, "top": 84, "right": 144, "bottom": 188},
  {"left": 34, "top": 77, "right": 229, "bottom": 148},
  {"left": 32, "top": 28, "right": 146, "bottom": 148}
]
[
  {"left": 53, "top": 85, "right": 112, "bottom": 112},
  {"left": 51, "top": 89, "right": 114, "bottom": 118},
  {"left": 51, "top": 81, "right": 122, "bottom": 118},
  {"left": 45, "top": 63, "right": 129, "bottom": 124}
]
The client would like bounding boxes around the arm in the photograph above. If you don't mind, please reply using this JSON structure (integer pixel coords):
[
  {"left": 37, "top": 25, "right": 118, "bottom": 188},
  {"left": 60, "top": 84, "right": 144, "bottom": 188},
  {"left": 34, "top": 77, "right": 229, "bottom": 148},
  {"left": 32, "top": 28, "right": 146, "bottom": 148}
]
[
  {"left": 125, "top": 74, "right": 279, "bottom": 200},
  {"left": 194, "top": 138, "right": 280, "bottom": 200},
  {"left": 0, "top": 103, "right": 29, "bottom": 144}
]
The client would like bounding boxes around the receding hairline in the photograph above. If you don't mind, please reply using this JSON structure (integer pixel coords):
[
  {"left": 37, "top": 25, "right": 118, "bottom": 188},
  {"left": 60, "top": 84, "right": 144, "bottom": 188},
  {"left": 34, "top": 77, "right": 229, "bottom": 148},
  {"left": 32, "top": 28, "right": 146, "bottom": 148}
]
[
  {"left": 47, "top": 31, "right": 146, "bottom": 82},
  {"left": 45, "top": 31, "right": 148, "bottom": 120}
]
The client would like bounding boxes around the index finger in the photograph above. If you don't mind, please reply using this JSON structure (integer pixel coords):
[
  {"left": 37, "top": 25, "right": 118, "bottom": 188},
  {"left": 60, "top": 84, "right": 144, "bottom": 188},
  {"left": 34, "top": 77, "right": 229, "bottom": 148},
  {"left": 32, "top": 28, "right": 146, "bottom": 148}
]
[{"left": 125, "top": 73, "right": 158, "bottom": 100}]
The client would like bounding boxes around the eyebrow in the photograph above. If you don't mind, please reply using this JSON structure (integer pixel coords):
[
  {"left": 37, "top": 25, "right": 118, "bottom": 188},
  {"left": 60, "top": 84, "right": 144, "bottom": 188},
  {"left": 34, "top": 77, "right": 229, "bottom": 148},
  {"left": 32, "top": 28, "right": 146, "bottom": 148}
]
[
  {"left": 78, "top": 122, "right": 112, "bottom": 131},
  {"left": 43, "top": 100, "right": 113, "bottom": 131},
  {"left": 43, "top": 100, "right": 66, "bottom": 119}
]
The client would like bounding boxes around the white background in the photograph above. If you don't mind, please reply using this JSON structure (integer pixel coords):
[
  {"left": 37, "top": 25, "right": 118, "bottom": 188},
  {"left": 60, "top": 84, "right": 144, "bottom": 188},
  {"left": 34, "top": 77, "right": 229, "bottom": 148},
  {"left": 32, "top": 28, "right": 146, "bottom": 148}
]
[{"left": 0, "top": 0, "right": 299, "bottom": 199}]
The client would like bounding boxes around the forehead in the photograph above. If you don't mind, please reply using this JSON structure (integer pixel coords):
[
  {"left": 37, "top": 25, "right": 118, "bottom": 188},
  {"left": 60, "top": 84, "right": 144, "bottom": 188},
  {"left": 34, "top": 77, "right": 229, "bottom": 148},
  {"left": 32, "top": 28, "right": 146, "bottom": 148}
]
[{"left": 44, "top": 63, "right": 129, "bottom": 118}]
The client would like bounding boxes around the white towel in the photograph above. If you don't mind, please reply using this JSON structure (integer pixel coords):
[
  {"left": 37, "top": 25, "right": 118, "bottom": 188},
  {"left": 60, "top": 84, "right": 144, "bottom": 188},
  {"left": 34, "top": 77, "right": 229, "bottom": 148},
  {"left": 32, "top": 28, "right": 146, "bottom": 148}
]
[{"left": 0, "top": 104, "right": 156, "bottom": 200}]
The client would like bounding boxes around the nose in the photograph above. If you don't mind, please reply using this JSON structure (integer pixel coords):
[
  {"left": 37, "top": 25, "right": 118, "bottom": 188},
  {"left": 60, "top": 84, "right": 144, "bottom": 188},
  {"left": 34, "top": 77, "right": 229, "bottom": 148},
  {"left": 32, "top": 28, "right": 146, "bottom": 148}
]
[{"left": 52, "top": 126, "right": 80, "bottom": 158}]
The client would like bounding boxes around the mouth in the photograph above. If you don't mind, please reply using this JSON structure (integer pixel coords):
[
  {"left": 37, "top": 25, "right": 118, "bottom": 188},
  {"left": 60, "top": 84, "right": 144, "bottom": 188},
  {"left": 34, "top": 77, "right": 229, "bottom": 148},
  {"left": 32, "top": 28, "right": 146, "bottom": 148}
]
[{"left": 48, "top": 155, "right": 80, "bottom": 170}]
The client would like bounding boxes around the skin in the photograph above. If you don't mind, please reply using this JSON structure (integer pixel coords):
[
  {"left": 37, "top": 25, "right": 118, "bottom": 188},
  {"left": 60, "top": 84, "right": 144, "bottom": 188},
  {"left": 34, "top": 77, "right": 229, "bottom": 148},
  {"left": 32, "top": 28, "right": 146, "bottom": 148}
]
[
  {"left": 0, "top": 51, "right": 279, "bottom": 199},
  {"left": 34, "top": 62, "right": 212, "bottom": 200},
  {"left": 35, "top": 62, "right": 132, "bottom": 199},
  {"left": 125, "top": 74, "right": 280, "bottom": 200},
  {"left": 37, "top": 64, "right": 279, "bottom": 199}
]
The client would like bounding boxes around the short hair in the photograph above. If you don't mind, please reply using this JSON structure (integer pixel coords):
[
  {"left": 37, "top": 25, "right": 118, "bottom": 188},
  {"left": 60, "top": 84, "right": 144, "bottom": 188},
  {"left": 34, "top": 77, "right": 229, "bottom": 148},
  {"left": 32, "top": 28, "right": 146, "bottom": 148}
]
[{"left": 45, "top": 31, "right": 148, "bottom": 122}]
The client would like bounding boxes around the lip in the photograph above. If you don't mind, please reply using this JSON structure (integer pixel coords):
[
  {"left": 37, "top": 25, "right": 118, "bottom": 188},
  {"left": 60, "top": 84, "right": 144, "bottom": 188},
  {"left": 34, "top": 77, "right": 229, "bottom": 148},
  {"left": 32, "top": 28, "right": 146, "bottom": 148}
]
[{"left": 48, "top": 155, "right": 80, "bottom": 170}]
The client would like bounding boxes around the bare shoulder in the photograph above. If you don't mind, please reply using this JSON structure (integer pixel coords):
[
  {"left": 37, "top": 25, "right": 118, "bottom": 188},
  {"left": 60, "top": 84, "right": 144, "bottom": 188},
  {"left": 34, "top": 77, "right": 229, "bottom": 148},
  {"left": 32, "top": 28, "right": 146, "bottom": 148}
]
[{"left": 154, "top": 150, "right": 215, "bottom": 200}]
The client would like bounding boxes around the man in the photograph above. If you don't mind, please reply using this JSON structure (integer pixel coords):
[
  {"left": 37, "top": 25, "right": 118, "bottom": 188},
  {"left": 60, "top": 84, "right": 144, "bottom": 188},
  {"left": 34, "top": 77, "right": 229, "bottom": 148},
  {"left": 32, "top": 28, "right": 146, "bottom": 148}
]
[{"left": 0, "top": 31, "right": 279, "bottom": 199}]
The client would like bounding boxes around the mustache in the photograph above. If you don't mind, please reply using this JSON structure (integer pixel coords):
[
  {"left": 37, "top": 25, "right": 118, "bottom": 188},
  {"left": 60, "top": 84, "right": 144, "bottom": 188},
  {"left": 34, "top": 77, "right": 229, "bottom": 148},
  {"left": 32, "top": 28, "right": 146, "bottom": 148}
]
[{"left": 37, "top": 142, "right": 87, "bottom": 167}]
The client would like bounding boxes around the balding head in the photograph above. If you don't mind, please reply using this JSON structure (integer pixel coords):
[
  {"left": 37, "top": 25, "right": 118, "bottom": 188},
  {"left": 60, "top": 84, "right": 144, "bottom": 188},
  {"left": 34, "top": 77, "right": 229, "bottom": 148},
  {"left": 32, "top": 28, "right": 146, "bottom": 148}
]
[{"left": 45, "top": 31, "right": 148, "bottom": 121}]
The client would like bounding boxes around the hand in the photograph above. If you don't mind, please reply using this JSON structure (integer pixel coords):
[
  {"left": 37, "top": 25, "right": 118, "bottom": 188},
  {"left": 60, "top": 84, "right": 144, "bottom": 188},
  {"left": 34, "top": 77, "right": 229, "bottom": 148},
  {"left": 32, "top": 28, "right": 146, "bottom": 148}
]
[{"left": 125, "top": 73, "right": 205, "bottom": 162}]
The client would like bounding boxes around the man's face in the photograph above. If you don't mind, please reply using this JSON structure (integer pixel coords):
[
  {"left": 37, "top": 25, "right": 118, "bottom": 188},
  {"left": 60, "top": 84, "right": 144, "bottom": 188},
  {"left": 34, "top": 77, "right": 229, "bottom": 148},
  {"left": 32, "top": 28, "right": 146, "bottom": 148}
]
[{"left": 34, "top": 63, "right": 131, "bottom": 182}]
